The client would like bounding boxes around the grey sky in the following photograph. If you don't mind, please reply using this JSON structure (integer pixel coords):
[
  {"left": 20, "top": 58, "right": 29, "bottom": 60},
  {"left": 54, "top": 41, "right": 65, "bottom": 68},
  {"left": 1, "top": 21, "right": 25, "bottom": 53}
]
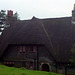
[{"left": 0, "top": 0, "right": 75, "bottom": 20}]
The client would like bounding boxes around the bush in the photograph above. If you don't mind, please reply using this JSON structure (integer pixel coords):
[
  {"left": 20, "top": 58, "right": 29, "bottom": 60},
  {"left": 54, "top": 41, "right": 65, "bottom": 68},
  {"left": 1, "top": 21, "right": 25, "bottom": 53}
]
[{"left": 20, "top": 67, "right": 26, "bottom": 70}]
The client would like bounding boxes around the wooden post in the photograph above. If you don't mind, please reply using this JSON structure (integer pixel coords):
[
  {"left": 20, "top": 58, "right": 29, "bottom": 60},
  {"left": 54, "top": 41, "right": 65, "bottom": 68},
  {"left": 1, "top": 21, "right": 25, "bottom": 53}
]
[
  {"left": 37, "top": 46, "right": 39, "bottom": 70},
  {"left": 65, "top": 64, "right": 67, "bottom": 75},
  {"left": 34, "top": 58, "right": 37, "bottom": 70},
  {"left": 56, "top": 65, "right": 58, "bottom": 73}
]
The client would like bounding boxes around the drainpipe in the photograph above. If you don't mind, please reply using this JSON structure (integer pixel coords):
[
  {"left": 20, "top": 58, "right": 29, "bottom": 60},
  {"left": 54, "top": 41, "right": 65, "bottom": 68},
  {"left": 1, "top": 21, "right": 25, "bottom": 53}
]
[
  {"left": 55, "top": 63, "right": 58, "bottom": 73},
  {"left": 65, "top": 64, "right": 67, "bottom": 75},
  {"left": 37, "top": 46, "right": 39, "bottom": 70},
  {"left": 56, "top": 65, "right": 58, "bottom": 73}
]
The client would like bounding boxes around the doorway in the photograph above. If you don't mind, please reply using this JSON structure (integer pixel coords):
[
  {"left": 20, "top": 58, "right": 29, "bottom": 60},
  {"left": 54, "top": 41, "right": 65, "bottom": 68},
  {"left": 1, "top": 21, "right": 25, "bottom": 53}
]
[{"left": 41, "top": 64, "right": 50, "bottom": 72}]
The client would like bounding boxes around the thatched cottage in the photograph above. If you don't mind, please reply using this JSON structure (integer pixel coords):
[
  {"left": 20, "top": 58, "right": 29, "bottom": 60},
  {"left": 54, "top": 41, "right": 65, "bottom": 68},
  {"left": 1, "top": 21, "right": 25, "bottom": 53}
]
[{"left": 0, "top": 4, "right": 75, "bottom": 75}]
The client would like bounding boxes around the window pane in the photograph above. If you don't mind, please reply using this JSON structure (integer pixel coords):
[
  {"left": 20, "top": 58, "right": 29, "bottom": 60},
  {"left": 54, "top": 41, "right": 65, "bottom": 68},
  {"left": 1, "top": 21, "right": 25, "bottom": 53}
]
[{"left": 23, "top": 46, "right": 26, "bottom": 53}]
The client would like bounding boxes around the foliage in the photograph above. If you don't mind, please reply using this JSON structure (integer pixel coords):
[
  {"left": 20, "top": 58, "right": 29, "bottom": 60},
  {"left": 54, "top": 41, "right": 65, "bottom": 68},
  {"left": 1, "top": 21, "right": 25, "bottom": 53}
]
[
  {"left": 0, "top": 10, "right": 6, "bottom": 19},
  {"left": 0, "top": 10, "right": 20, "bottom": 20},
  {"left": 13, "top": 12, "right": 20, "bottom": 20},
  {"left": 70, "top": 44, "right": 75, "bottom": 64},
  {"left": 0, "top": 64, "right": 63, "bottom": 75}
]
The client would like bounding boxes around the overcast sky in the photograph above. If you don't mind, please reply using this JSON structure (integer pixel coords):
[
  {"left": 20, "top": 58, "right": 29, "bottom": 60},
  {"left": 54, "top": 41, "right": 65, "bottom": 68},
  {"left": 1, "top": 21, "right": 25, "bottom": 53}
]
[{"left": 0, "top": 0, "right": 75, "bottom": 20}]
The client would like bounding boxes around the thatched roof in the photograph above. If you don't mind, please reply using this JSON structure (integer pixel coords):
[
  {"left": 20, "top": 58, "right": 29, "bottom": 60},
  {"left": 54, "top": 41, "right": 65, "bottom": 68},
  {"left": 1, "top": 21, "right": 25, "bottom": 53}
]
[{"left": 0, "top": 16, "right": 75, "bottom": 63}]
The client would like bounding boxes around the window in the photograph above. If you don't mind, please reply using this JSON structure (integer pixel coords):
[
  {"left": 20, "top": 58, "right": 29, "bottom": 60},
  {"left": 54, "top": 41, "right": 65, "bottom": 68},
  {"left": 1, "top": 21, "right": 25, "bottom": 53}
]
[
  {"left": 29, "top": 62, "right": 33, "bottom": 69},
  {"left": 33, "top": 46, "right": 36, "bottom": 52},
  {"left": 28, "top": 46, "right": 36, "bottom": 52},
  {"left": 19, "top": 46, "right": 22, "bottom": 53},
  {"left": 23, "top": 46, "right": 26, "bottom": 53},
  {"left": 58, "top": 65, "right": 63, "bottom": 69},
  {"left": 19, "top": 46, "right": 26, "bottom": 53},
  {"left": 22, "top": 61, "right": 26, "bottom": 67},
  {"left": 4, "top": 61, "right": 14, "bottom": 67}
]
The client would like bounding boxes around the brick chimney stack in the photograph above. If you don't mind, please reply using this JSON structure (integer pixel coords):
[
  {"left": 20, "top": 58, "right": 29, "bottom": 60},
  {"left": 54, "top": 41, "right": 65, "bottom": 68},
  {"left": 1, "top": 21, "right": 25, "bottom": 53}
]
[
  {"left": 6, "top": 10, "right": 14, "bottom": 25},
  {"left": 7, "top": 10, "right": 13, "bottom": 16}
]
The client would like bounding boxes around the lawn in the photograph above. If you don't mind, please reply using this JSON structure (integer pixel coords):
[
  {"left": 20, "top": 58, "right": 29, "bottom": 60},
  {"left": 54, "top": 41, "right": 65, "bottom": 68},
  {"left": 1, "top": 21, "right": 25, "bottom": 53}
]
[{"left": 0, "top": 65, "right": 63, "bottom": 75}]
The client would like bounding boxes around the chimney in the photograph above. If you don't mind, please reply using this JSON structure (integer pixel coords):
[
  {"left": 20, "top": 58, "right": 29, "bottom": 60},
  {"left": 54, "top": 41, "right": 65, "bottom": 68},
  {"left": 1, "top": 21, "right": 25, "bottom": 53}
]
[
  {"left": 7, "top": 10, "right": 13, "bottom": 16},
  {"left": 72, "top": 4, "right": 75, "bottom": 24},
  {"left": 6, "top": 10, "right": 14, "bottom": 25}
]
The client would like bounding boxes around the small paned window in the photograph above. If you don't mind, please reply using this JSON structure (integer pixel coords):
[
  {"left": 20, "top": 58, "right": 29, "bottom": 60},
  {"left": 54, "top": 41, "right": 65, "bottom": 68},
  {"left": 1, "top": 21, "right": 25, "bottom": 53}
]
[
  {"left": 28, "top": 46, "right": 36, "bottom": 52},
  {"left": 33, "top": 46, "right": 36, "bottom": 52},
  {"left": 29, "top": 62, "right": 33, "bottom": 69},
  {"left": 4, "top": 61, "right": 14, "bottom": 67},
  {"left": 31, "top": 46, "right": 34, "bottom": 52},
  {"left": 22, "top": 61, "right": 26, "bottom": 67},
  {"left": 23, "top": 46, "right": 26, "bottom": 53},
  {"left": 19, "top": 46, "right": 26, "bottom": 53},
  {"left": 58, "top": 65, "right": 63, "bottom": 69},
  {"left": 19, "top": 46, "right": 22, "bottom": 53}
]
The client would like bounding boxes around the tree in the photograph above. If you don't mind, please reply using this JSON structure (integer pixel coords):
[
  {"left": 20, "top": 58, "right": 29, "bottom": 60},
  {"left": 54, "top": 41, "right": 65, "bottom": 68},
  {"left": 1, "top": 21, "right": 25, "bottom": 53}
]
[
  {"left": 0, "top": 10, "right": 6, "bottom": 19},
  {"left": 70, "top": 44, "right": 75, "bottom": 64},
  {"left": 0, "top": 10, "right": 6, "bottom": 35},
  {"left": 13, "top": 12, "right": 20, "bottom": 20}
]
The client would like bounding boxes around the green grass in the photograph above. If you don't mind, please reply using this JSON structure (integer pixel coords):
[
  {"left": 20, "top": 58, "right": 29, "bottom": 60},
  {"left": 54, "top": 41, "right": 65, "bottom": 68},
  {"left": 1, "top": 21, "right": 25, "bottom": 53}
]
[{"left": 0, "top": 65, "right": 63, "bottom": 75}]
